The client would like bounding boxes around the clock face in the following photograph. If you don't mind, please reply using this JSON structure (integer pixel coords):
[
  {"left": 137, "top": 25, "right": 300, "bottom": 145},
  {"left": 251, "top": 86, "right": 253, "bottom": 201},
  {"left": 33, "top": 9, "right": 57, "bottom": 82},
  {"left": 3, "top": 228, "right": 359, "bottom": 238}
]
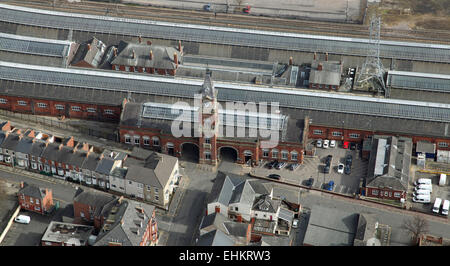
[{"left": 203, "top": 101, "right": 212, "bottom": 108}]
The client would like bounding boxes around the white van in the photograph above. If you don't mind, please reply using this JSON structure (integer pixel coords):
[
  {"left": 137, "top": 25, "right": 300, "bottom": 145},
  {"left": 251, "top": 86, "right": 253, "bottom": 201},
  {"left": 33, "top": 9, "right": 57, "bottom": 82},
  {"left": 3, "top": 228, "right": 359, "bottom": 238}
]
[
  {"left": 414, "top": 178, "right": 432, "bottom": 186},
  {"left": 442, "top": 200, "right": 449, "bottom": 216},
  {"left": 433, "top": 198, "right": 442, "bottom": 213},
  {"left": 415, "top": 184, "right": 432, "bottom": 193},
  {"left": 412, "top": 194, "right": 431, "bottom": 203},
  {"left": 439, "top": 174, "right": 447, "bottom": 186},
  {"left": 14, "top": 215, "right": 31, "bottom": 224},
  {"left": 413, "top": 189, "right": 431, "bottom": 197}
]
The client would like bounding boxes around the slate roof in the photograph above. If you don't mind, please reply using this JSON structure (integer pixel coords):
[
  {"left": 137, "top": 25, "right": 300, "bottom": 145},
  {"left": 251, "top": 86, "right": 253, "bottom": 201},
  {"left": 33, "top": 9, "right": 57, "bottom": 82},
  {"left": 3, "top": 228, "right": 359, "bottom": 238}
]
[
  {"left": 0, "top": 131, "right": 6, "bottom": 146},
  {"left": 70, "top": 37, "right": 107, "bottom": 68},
  {"left": 18, "top": 182, "right": 49, "bottom": 199},
  {"left": 81, "top": 152, "right": 101, "bottom": 171},
  {"left": 197, "top": 229, "right": 235, "bottom": 246},
  {"left": 278, "top": 208, "right": 295, "bottom": 224},
  {"left": 67, "top": 150, "right": 88, "bottom": 168},
  {"left": 309, "top": 60, "right": 342, "bottom": 86},
  {"left": 1, "top": 133, "right": 20, "bottom": 150},
  {"left": 15, "top": 136, "right": 34, "bottom": 154},
  {"left": 94, "top": 200, "right": 155, "bottom": 246},
  {"left": 40, "top": 142, "right": 62, "bottom": 162},
  {"left": 252, "top": 194, "right": 280, "bottom": 213},
  {"left": 29, "top": 140, "right": 47, "bottom": 157},
  {"left": 95, "top": 158, "right": 115, "bottom": 175},
  {"left": 200, "top": 212, "right": 248, "bottom": 239},
  {"left": 111, "top": 41, "right": 181, "bottom": 69},
  {"left": 366, "top": 136, "right": 412, "bottom": 191},
  {"left": 303, "top": 205, "right": 358, "bottom": 246},
  {"left": 73, "top": 188, "right": 116, "bottom": 212}
]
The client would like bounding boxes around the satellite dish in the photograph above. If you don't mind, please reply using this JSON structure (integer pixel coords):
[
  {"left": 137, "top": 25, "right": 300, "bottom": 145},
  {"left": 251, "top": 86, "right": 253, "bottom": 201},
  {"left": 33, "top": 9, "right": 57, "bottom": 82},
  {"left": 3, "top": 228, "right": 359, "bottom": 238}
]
[{"left": 366, "top": 237, "right": 381, "bottom": 246}]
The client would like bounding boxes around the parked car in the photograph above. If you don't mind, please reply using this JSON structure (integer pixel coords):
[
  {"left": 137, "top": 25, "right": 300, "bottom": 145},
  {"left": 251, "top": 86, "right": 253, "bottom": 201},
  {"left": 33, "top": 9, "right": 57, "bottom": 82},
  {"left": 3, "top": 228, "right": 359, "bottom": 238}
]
[
  {"left": 288, "top": 163, "right": 299, "bottom": 171},
  {"left": 323, "top": 139, "right": 330, "bottom": 149},
  {"left": 344, "top": 164, "right": 351, "bottom": 175},
  {"left": 275, "top": 162, "right": 287, "bottom": 170},
  {"left": 330, "top": 140, "right": 336, "bottom": 148},
  {"left": 343, "top": 141, "right": 349, "bottom": 149},
  {"left": 267, "top": 174, "right": 281, "bottom": 180},
  {"left": 14, "top": 215, "right": 31, "bottom": 224},
  {"left": 323, "top": 165, "right": 330, "bottom": 174},
  {"left": 316, "top": 139, "right": 323, "bottom": 148},
  {"left": 325, "top": 155, "right": 333, "bottom": 165},
  {"left": 292, "top": 219, "right": 299, "bottom": 228},
  {"left": 266, "top": 160, "right": 278, "bottom": 169},
  {"left": 345, "top": 154, "right": 353, "bottom": 166},
  {"left": 327, "top": 181, "right": 335, "bottom": 191},
  {"left": 243, "top": 5, "right": 251, "bottom": 13},
  {"left": 304, "top": 177, "right": 314, "bottom": 187},
  {"left": 337, "top": 163, "right": 344, "bottom": 174},
  {"left": 350, "top": 142, "right": 357, "bottom": 150}
]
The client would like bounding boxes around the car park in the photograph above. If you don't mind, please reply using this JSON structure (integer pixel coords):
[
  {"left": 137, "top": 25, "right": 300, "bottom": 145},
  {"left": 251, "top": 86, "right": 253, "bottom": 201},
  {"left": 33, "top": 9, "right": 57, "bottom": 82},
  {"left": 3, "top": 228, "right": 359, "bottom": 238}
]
[
  {"left": 288, "top": 163, "right": 299, "bottom": 171},
  {"left": 323, "top": 139, "right": 330, "bottom": 149},
  {"left": 330, "top": 140, "right": 336, "bottom": 148},
  {"left": 337, "top": 163, "right": 344, "bottom": 174},
  {"left": 267, "top": 174, "right": 281, "bottom": 180},
  {"left": 275, "top": 162, "right": 287, "bottom": 170},
  {"left": 316, "top": 139, "right": 323, "bottom": 148},
  {"left": 14, "top": 215, "right": 31, "bottom": 224}
]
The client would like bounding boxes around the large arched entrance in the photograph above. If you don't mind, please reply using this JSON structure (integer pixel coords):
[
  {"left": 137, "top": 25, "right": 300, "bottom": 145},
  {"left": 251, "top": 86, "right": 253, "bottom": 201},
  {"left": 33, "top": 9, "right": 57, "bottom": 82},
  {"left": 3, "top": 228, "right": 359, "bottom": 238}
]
[
  {"left": 180, "top": 143, "right": 199, "bottom": 163},
  {"left": 219, "top": 147, "right": 238, "bottom": 162}
]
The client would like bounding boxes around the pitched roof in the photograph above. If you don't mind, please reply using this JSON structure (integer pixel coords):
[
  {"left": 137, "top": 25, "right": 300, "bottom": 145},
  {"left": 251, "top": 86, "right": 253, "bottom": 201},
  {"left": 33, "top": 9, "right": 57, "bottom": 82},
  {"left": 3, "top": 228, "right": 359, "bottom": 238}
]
[
  {"left": 29, "top": 140, "right": 47, "bottom": 157},
  {"left": 81, "top": 152, "right": 101, "bottom": 171},
  {"left": 15, "top": 136, "right": 34, "bottom": 154},
  {"left": 252, "top": 194, "right": 280, "bottom": 213},
  {"left": 1, "top": 133, "right": 20, "bottom": 150},
  {"left": 70, "top": 37, "right": 107, "bottom": 68},
  {"left": 95, "top": 158, "right": 115, "bottom": 175},
  {"left": 73, "top": 188, "right": 116, "bottom": 211},
  {"left": 201, "top": 72, "right": 216, "bottom": 100},
  {"left": 41, "top": 142, "right": 62, "bottom": 162},
  {"left": 416, "top": 141, "right": 436, "bottom": 154},
  {"left": 18, "top": 182, "right": 49, "bottom": 199},
  {"left": 111, "top": 41, "right": 181, "bottom": 70},
  {"left": 197, "top": 229, "right": 235, "bottom": 246}
]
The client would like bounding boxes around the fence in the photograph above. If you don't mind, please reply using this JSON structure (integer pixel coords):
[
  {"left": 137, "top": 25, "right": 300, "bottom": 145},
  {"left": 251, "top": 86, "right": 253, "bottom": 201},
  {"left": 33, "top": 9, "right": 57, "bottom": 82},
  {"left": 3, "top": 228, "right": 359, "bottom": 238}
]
[
  {"left": 0, "top": 109, "right": 118, "bottom": 142},
  {"left": 0, "top": 203, "right": 20, "bottom": 245}
]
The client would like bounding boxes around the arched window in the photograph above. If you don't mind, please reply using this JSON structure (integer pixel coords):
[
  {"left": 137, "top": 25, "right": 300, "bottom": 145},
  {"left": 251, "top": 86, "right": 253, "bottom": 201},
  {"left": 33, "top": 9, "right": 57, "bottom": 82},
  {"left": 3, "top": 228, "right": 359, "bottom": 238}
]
[
  {"left": 271, "top": 149, "right": 278, "bottom": 159},
  {"left": 143, "top": 136, "right": 150, "bottom": 146},
  {"left": 152, "top": 136, "right": 160, "bottom": 146},
  {"left": 281, "top": 150, "right": 289, "bottom": 160},
  {"left": 124, "top": 134, "right": 131, "bottom": 144},
  {"left": 291, "top": 151, "right": 298, "bottom": 161}
]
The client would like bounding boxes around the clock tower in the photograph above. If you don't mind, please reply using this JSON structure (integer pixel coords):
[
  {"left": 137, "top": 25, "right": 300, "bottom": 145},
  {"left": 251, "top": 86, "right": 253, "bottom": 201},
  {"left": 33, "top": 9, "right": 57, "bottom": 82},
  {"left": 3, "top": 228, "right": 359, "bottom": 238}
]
[{"left": 199, "top": 71, "right": 218, "bottom": 165}]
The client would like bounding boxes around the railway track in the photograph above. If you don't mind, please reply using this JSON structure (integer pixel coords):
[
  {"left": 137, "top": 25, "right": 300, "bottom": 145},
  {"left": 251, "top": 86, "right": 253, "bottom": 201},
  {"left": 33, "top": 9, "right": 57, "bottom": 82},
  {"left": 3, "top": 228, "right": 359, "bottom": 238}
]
[{"left": 2, "top": 0, "right": 450, "bottom": 44}]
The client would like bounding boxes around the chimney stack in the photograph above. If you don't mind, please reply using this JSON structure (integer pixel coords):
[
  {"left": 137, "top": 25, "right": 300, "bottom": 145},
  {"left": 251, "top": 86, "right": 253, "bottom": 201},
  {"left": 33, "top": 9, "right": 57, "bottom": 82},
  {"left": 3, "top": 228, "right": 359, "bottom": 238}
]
[
  {"left": 87, "top": 44, "right": 91, "bottom": 51},
  {"left": 325, "top": 52, "right": 328, "bottom": 61},
  {"left": 149, "top": 50, "right": 153, "bottom": 60},
  {"left": 314, "top": 52, "right": 317, "bottom": 60},
  {"left": 138, "top": 35, "right": 142, "bottom": 43},
  {"left": 178, "top": 40, "right": 182, "bottom": 53},
  {"left": 147, "top": 40, "right": 152, "bottom": 45},
  {"left": 289, "top": 56, "right": 293, "bottom": 65},
  {"left": 131, "top": 50, "right": 136, "bottom": 59},
  {"left": 318, "top": 63, "right": 323, "bottom": 71},
  {"left": 173, "top": 52, "right": 178, "bottom": 68},
  {"left": 113, "top": 47, "right": 117, "bottom": 57}
]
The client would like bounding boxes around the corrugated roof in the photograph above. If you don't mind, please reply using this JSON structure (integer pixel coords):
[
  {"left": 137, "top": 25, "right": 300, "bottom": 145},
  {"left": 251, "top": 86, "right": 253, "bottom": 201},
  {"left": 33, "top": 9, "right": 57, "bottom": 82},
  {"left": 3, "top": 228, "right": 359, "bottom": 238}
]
[
  {"left": 1, "top": 61, "right": 449, "bottom": 123},
  {"left": 0, "top": 32, "right": 71, "bottom": 58},
  {"left": 1, "top": 3, "right": 449, "bottom": 63},
  {"left": 387, "top": 70, "right": 450, "bottom": 93}
]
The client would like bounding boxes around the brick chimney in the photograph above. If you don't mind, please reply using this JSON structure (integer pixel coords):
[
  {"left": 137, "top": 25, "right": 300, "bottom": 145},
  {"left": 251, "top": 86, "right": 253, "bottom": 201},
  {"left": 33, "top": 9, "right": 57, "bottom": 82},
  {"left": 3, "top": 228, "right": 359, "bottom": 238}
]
[
  {"left": 173, "top": 52, "right": 178, "bottom": 68},
  {"left": 314, "top": 52, "right": 317, "bottom": 60},
  {"left": 64, "top": 136, "right": 75, "bottom": 147},
  {"left": 113, "top": 47, "right": 118, "bottom": 57},
  {"left": 149, "top": 50, "right": 153, "bottom": 60},
  {"left": 289, "top": 56, "right": 293, "bottom": 65},
  {"left": 1, "top": 121, "right": 11, "bottom": 132},
  {"left": 131, "top": 50, "right": 136, "bottom": 59},
  {"left": 87, "top": 43, "right": 91, "bottom": 51},
  {"left": 318, "top": 63, "right": 323, "bottom": 71},
  {"left": 325, "top": 52, "right": 328, "bottom": 61},
  {"left": 25, "top": 130, "right": 35, "bottom": 138},
  {"left": 138, "top": 35, "right": 142, "bottom": 44},
  {"left": 178, "top": 40, "right": 182, "bottom": 53},
  {"left": 147, "top": 40, "right": 152, "bottom": 45}
]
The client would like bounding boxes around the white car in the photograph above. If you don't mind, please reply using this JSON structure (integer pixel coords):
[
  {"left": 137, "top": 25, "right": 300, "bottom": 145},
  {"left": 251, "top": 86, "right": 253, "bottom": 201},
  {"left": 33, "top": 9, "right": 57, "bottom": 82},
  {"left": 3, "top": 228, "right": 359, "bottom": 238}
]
[
  {"left": 14, "top": 215, "right": 30, "bottom": 224},
  {"left": 330, "top": 140, "right": 336, "bottom": 148},
  {"left": 323, "top": 139, "right": 329, "bottom": 149},
  {"left": 337, "top": 163, "right": 344, "bottom": 174},
  {"left": 292, "top": 219, "right": 299, "bottom": 228},
  {"left": 316, "top": 139, "right": 323, "bottom": 148}
]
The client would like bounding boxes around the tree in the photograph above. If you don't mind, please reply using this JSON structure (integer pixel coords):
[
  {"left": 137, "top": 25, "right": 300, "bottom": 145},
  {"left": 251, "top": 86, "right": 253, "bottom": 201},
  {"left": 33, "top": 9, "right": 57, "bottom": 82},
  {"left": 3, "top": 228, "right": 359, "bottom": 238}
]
[{"left": 403, "top": 215, "right": 429, "bottom": 245}]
